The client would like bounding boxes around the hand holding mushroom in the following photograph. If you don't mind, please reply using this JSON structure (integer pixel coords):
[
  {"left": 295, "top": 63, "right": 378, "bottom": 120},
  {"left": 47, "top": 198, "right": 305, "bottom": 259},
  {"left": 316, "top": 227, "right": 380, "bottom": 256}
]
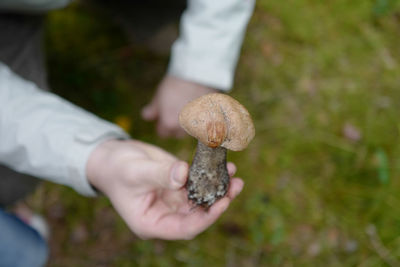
[
  {"left": 179, "top": 93, "right": 255, "bottom": 207},
  {"left": 87, "top": 139, "right": 244, "bottom": 240},
  {"left": 85, "top": 93, "right": 251, "bottom": 239}
]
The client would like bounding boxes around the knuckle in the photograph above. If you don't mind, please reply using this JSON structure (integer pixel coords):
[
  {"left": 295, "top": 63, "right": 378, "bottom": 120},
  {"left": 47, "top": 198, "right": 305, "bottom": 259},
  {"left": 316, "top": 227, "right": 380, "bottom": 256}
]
[{"left": 163, "top": 121, "right": 178, "bottom": 130}]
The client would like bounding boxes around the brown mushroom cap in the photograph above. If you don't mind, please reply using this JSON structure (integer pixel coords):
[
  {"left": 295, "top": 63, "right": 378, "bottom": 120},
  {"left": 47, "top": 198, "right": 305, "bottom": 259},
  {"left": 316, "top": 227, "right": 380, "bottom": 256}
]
[{"left": 179, "top": 93, "right": 255, "bottom": 151}]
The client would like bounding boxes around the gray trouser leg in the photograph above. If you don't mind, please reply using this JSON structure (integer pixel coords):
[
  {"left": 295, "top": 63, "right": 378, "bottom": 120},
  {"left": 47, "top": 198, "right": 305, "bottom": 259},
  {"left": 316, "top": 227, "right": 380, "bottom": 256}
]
[{"left": 0, "top": 13, "right": 48, "bottom": 207}]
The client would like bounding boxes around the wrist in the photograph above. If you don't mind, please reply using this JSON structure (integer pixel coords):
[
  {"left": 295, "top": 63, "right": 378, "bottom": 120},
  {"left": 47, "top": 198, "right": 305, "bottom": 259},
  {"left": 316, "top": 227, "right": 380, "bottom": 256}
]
[
  {"left": 86, "top": 139, "right": 123, "bottom": 194},
  {"left": 165, "top": 75, "right": 218, "bottom": 93}
]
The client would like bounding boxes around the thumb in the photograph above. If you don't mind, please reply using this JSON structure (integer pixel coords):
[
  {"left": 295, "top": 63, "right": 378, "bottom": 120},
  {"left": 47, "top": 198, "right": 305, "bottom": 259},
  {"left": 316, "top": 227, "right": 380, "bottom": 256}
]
[
  {"left": 141, "top": 101, "right": 158, "bottom": 121},
  {"left": 141, "top": 161, "right": 188, "bottom": 190}
]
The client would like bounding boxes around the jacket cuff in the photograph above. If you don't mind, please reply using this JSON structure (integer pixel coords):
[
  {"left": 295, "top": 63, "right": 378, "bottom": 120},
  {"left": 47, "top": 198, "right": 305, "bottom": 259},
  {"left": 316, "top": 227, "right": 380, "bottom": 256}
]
[
  {"left": 167, "top": 58, "right": 233, "bottom": 91},
  {"left": 68, "top": 123, "right": 129, "bottom": 197}
]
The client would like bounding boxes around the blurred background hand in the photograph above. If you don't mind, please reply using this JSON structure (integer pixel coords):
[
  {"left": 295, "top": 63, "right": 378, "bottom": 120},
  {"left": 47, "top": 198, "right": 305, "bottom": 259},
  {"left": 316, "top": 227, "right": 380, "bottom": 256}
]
[{"left": 141, "top": 75, "right": 217, "bottom": 138}]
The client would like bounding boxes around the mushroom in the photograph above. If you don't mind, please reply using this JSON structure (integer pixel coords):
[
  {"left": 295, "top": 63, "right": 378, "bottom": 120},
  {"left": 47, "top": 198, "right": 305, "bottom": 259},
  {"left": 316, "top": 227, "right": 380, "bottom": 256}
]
[{"left": 179, "top": 93, "right": 255, "bottom": 207}]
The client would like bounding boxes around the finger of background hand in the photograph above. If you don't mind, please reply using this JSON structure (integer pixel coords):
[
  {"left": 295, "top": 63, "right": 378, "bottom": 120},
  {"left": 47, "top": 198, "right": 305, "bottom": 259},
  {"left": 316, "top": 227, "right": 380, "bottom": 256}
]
[
  {"left": 157, "top": 116, "right": 185, "bottom": 139},
  {"left": 157, "top": 122, "right": 175, "bottom": 138},
  {"left": 141, "top": 102, "right": 158, "bottom": 121},
  {"left": 227, "top": 162, "right": 237, "bottom": 177},
  {"left": 227, "top": 178, "right": 244, "bottom": 200},
  {"left": 174, "top": 128, "right": 187, "bottom": 139}
]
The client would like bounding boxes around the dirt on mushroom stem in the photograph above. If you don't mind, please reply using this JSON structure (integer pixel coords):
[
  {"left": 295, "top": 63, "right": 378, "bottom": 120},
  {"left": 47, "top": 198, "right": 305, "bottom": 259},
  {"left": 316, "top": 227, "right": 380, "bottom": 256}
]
[{"left": 186, "top": 141, "right": 230, "bottom": 208}]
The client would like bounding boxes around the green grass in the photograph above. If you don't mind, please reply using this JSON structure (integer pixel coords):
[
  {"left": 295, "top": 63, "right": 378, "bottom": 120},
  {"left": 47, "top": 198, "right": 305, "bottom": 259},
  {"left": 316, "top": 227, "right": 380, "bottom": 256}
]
[{"left": 33, "top": 0, "right": 400, "bottom": 265}]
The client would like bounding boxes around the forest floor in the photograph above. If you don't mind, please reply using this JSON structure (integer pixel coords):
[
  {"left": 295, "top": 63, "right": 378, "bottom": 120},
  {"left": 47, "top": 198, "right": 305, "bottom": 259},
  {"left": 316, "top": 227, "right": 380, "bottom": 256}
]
[{"left": 28, "top": 0, "right": 400, "bottom": 266}]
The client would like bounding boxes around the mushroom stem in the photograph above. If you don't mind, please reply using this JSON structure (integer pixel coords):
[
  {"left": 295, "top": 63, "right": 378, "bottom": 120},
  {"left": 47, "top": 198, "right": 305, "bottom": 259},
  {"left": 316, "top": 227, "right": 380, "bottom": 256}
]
[{"left": 186, "top": 141, "right": 230, "bottom": 207}]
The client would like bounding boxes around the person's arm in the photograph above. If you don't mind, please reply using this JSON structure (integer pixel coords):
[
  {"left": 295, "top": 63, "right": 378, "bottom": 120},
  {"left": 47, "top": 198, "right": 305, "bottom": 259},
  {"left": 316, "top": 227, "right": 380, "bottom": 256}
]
[
  {"left": 0, "top": 62, "right": 128, "bottom": 196},
  {"left": 142, "top": 0, "right": 255, "bottom": 136},
  {"left": 0, "top": 62, "right": 244, "bottom": 240},
  {"left": 168, "top": 0, "right": 255, "bottom": 91}
]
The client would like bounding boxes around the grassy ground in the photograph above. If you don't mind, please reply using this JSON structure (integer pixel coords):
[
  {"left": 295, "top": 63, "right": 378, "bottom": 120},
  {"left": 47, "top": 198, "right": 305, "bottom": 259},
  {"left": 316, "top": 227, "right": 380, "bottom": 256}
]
[{"left": 31, "top": 0, "right": 400, "bottom": 266}]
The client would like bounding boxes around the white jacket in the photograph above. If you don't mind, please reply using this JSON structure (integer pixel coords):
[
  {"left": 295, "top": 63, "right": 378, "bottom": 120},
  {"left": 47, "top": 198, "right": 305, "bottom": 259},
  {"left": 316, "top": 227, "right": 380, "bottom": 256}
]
[
  {"left": 0, "top": 63, "right": 128, "bottom": 196},
  {"left": 168, "top": 0, "right": 255, "bottom": 90},
  {"left": 0, "top": 0, "right": 254, "bottom": 195}
]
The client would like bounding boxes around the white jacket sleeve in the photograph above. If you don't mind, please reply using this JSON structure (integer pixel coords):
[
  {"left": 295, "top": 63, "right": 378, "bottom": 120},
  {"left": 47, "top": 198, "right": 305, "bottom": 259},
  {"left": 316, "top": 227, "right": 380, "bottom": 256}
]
[
  {"left": 0, "top": 63, "right": 129, "bottom": 196},
  {"left": 168, "top": 0, "right": 255, "bottom": 91}
]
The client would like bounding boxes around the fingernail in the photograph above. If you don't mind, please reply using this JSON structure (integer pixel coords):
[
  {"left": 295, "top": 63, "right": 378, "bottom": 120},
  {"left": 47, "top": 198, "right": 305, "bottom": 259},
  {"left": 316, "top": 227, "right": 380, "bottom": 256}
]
[
  {"left": 233, "top": 180, "right": 244, "bottom": 198},
  {"left": 171, "top": 162, "right": 186, "bottom": 188}
]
